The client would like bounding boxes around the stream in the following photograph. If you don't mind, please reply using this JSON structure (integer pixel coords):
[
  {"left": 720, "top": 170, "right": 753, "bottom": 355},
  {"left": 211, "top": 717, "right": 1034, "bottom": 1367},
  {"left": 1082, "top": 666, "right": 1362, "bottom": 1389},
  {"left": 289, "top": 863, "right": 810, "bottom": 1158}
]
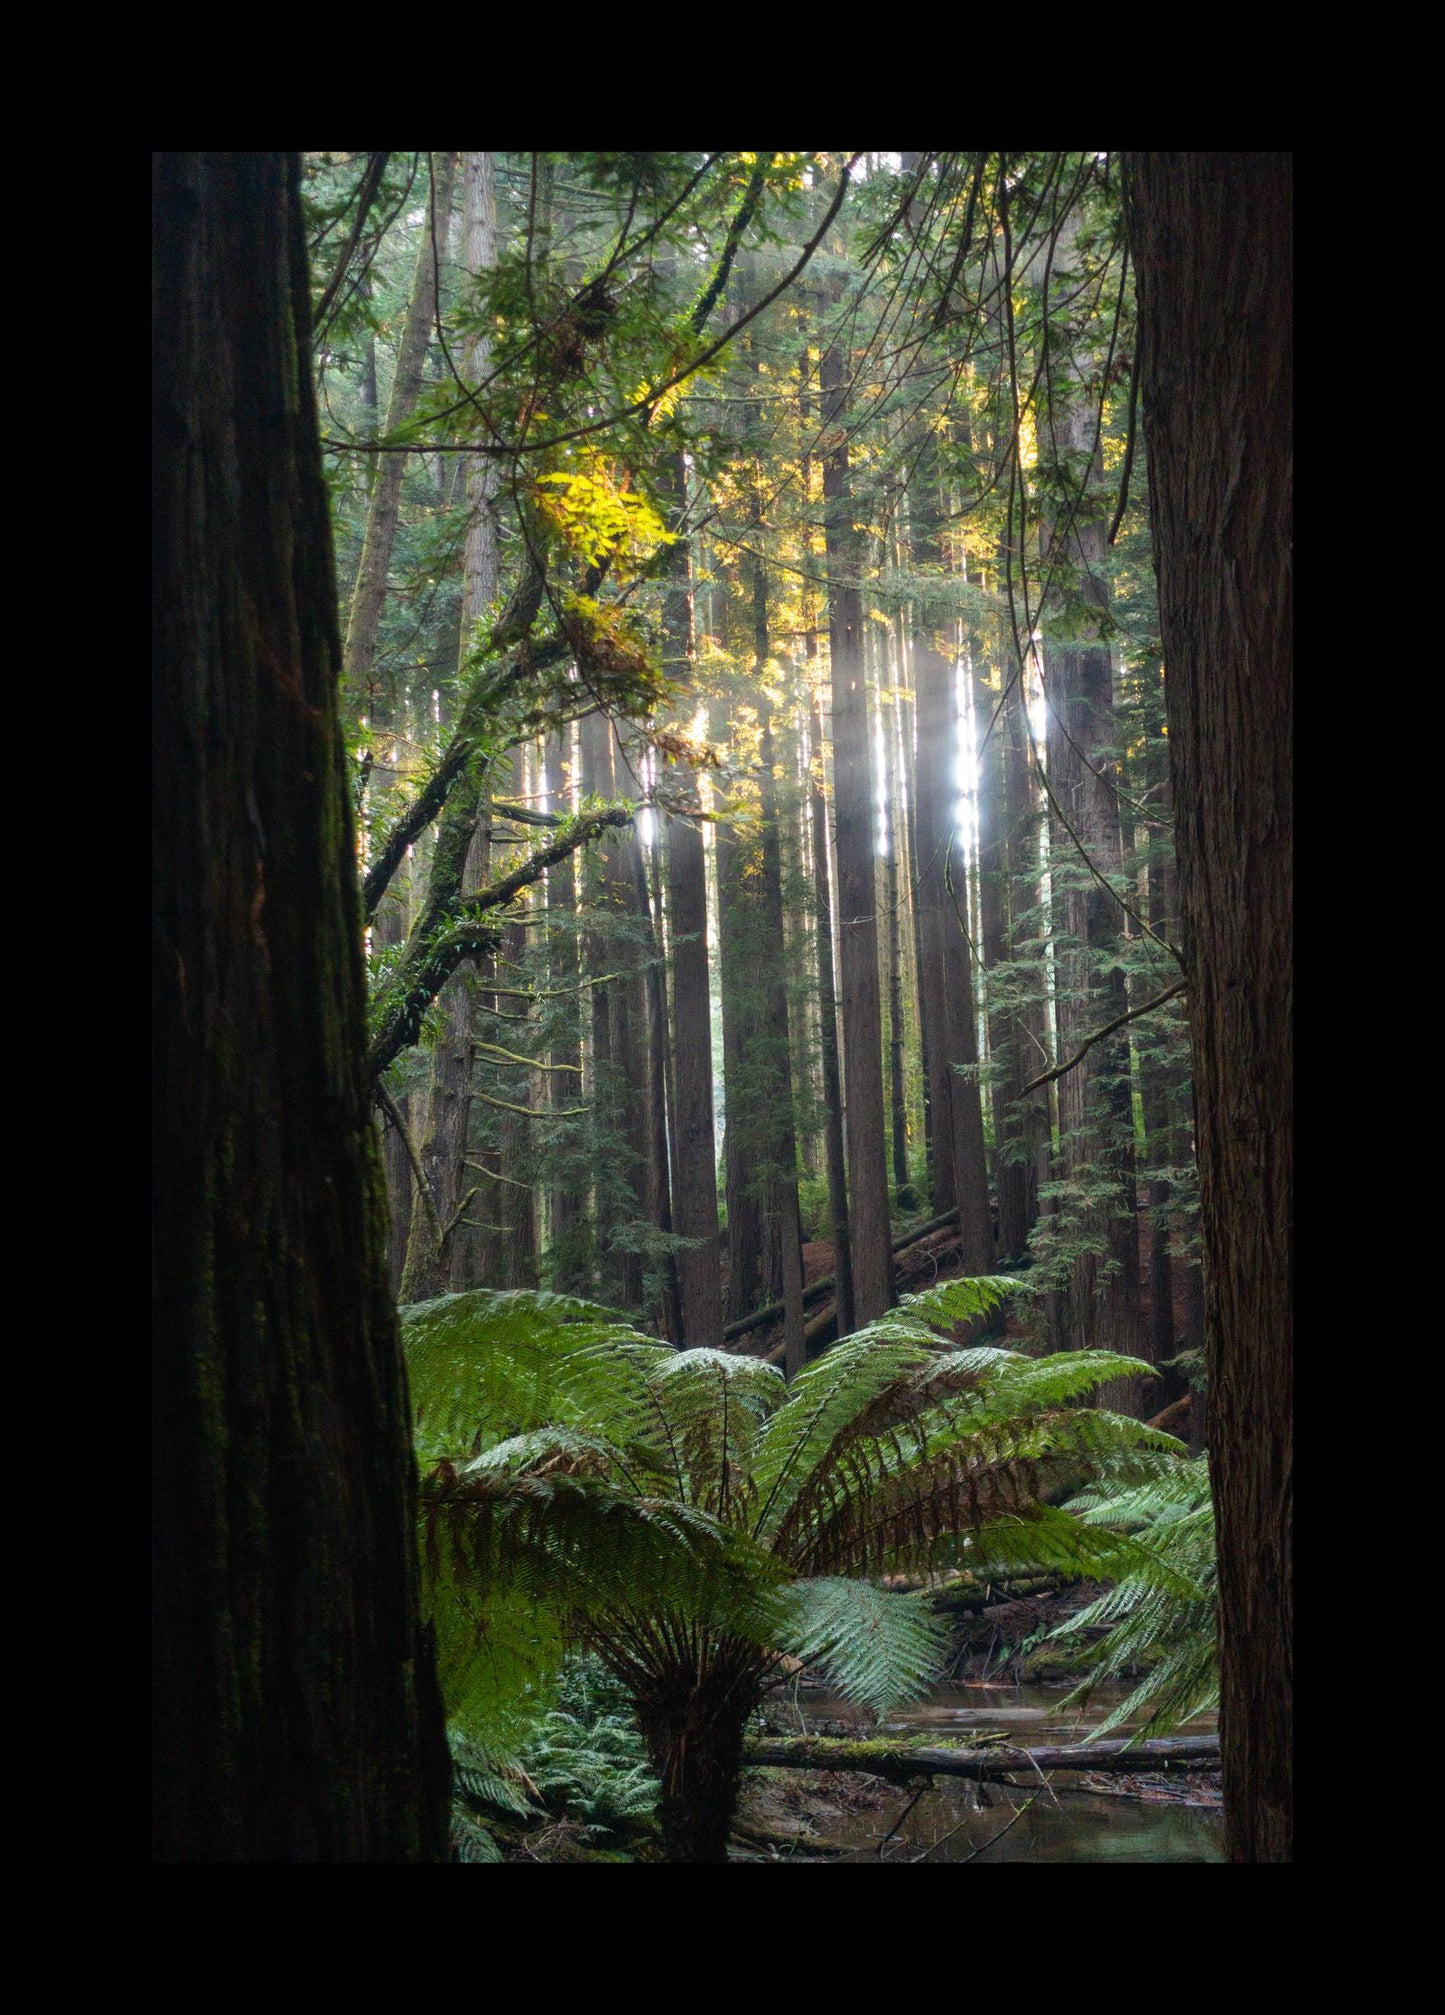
[{"left": 771, "top": 1683, "right": 1224, "bottom": 1863}]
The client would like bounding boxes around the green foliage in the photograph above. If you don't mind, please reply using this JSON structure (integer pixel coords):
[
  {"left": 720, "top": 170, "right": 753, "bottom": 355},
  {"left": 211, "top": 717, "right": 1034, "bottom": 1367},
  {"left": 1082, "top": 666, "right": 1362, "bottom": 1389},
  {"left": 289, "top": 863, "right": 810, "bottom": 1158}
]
[
  {"left": 1047, "top": 1456, "right": 1217, "bottom": 1738},
  {"left": 400, "top": 1280, "right": 1182, "bottom": 1781},
  {"left": 782, "top": 1579, "right": 949, "bottom": 1720}
]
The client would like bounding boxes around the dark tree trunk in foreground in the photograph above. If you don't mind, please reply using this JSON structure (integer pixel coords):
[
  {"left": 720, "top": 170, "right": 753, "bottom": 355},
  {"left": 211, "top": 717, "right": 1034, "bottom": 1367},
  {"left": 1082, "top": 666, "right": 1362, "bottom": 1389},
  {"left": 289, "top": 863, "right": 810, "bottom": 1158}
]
[
  {"left": 152, "top": 152, "right": 448, "bottom": 1862},
  {"left": 1127, "top": 149, "right": 1292, "bottom": 1865}
]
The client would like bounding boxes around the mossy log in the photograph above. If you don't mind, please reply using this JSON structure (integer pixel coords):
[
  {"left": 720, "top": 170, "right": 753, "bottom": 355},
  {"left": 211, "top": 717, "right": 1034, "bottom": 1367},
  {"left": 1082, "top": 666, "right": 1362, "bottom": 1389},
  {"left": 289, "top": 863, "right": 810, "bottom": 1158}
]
[{"left": 742, "top": 1733, "right": 1219, "bottom": 1782}]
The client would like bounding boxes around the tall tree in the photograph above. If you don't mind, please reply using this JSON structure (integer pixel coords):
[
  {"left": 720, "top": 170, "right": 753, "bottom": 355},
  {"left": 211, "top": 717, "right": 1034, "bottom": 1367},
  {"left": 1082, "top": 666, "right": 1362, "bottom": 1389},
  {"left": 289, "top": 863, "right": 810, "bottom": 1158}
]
[
  {"left": 152, "top": 150, "right": 449, "bottom": 1862},
  {"left": 908, "top": 436, "right": 992, "bottom": 1270},
  {"left": 659, "top": 470, "right": 724, "bottom": 1348},
  {"left": 1126, "top": 150, "right": 1292, "bottom": 1864},
  {"left": 821, "top": 329, "right": 893, "bottom": 1322}
]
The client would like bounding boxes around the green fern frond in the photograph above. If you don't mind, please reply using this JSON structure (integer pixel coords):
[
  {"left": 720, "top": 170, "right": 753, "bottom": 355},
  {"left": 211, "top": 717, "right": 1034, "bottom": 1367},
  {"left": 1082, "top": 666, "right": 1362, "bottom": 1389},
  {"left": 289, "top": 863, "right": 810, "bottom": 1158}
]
[
  {"left": 1047, "top": 1455, "right": 1219, "bottom": 1739},
  {"left": 783, "top": 1576, "right": 951, "bottom": 1719},
  {"left": 452, "top": 1811, "right": 505, "bottom": 1862}
]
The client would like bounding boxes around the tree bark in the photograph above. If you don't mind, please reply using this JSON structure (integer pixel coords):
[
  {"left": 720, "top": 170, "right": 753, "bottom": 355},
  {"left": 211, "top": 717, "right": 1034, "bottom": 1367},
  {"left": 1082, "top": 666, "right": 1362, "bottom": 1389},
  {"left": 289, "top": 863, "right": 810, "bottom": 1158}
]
[
  {"left": 152, "top": 151, "right": 448, "bottom": 1862},
  {"left": 1126, "top": 149, "right": 1292, "bottom": 1864}
]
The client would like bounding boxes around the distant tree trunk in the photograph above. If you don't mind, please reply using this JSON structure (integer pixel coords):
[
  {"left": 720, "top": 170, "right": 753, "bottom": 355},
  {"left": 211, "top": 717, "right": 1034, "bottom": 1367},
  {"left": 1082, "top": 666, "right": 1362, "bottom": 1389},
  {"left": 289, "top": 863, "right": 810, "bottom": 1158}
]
[
  {"left": 879, "top": 632, "right": 916, "bottom": 1210},
  {"left": 992, "top": 649, "right": 1048, "bottom": 1261},
  {"left": 399, "top": 781, "right": 487, "bottom": 1302},
  {"left": 343, "top": 151, "right": 457, "bottom": 708},
  {"left": 821, "top": 337, "right": 892, "bottom": 1322},
  {"left": 798, "top": 356, "right": 853, "bottom": 1332},
  {"left": 610, "top": 728, "right": 653, "bottom": 1313},
  {"left": 711, "top": 669, "right": 766, "bottom": 1326},
  {"left": 908, "top": 437, "right": 992, "bottom": 1270},
  {"left": 541, "top": 725, "right": 590, "bottom": 1293},
  {"left": 400, "top": 151, "right": 500, "bottom": 1302},
  {"left": 153, "top": 150, "right": 448, "bottom": 1862},
  {"left": 748, "top": 512, "right": 806, "bottom": 1375},
  {"left": 1127, "top": 149, "right": 1292, "bottom": 1864},
  {"left": 477, "top": 746, "right": 538, "bottom": 1290},
  {"left": 1040, "top": 387, "right": 1144, "bottom": 1377},
  {"left": 808, "top": 688, "right": 854, "bottom": 1336},
  {"left": 656, "top": 453, "right": 722, "bottom": 1348}
]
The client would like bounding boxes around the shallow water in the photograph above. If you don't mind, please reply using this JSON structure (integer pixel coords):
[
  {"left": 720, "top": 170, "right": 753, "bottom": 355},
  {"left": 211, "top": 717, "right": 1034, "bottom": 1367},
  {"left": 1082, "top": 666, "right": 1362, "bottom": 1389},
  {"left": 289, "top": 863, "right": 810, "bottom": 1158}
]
[{"left": 775, "top": 1683, "right": 1223, "bottom": 1864}]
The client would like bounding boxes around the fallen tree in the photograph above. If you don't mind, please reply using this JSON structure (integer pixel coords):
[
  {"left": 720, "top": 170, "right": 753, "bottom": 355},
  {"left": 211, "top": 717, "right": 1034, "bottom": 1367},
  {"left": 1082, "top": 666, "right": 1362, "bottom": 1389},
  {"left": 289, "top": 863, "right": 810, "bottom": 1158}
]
[
  {"left": 741, "top": 1733, "right": 1219, "bottom": 1783},
  {"left": 725, "top": 1200, "right": 975, "bottom": 1346}
]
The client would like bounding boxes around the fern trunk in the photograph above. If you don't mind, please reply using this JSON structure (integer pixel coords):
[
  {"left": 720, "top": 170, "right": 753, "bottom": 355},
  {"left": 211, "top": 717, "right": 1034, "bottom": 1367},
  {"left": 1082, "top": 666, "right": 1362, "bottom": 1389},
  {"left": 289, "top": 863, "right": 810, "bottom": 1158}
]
[{"left": 632, "top": 1656, "right": 760, "bottom": 1864}]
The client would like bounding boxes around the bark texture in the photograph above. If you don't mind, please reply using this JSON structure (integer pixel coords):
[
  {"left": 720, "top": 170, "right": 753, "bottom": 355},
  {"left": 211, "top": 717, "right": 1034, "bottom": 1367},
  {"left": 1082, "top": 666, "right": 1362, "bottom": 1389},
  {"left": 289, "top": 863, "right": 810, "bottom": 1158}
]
[
  {"left": 1126, "top": 149, "right": 1292, "bottom": 1864},
  {"left": 152, "top": 151, "right": 449, "bottom": 1862}
]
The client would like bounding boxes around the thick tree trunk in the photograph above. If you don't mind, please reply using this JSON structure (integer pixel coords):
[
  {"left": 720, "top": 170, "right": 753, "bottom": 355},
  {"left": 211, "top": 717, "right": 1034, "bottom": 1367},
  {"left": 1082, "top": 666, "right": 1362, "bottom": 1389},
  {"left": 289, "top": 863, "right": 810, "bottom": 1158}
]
[
  {"left": 1127, "top": 150, "right": 1292, "bottom": 1864},
  {"left": 152, "top": 151, "right": 448, "bottom": 1862}
]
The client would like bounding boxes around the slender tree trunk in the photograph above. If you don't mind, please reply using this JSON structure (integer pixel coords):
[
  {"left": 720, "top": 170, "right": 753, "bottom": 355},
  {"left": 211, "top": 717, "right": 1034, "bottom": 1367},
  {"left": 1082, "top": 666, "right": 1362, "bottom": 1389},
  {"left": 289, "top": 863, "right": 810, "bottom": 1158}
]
[
  {"left": 152, "top": 150, "right": 448, "bottom": 1862},
  {"left": 1127, "top": 149, "right": 1292, "bottom": 1863},
  {"left": 1040, "top": 386, "right": 1144, "bottom": 1375},
  {"left": 542, "top": 726, "right": 589, "bottom": 1292},
  {"left": 880, "top": 630, "right": 916, "bottom": 1210},
  {"left": 821, "top": 338, "right": 892, "bottom": 1322},
  {"left": 808, "top": 689, "right": 854, "bottom": 1336},
  {"left": 908, "top": 438, "right": 992, "bottom": 1270},
  {"left": 343, "top": 151, "right": 457, "bottom": 707}
]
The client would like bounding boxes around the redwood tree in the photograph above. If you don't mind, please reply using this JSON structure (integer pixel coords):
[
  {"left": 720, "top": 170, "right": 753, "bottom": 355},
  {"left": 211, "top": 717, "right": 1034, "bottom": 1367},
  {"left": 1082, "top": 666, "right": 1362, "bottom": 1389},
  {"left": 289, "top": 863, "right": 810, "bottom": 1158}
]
[
  {"left": 152, "top": 152, "right": 449, "bottom": 1862},
  {"left": 1126, "top": 149, "right": 1292, "bottom": 1864}
]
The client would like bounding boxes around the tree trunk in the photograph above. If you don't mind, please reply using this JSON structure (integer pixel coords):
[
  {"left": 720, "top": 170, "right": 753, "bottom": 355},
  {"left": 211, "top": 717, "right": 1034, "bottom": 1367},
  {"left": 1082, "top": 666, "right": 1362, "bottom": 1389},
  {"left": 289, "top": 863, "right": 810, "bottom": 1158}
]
[
  {"left": 908, "top": 437, "right": 992, "bottom": 1270},
  {"left": 541, "top": 726, "right": 590, "bottom": 1293},
  {"left": 803, "top": 689, "right": 854, "bottom": 1335},
  {"left": 343, "top": 151, "right": 457, "bottom": 709},
  {"left": 632, "top": 1653, "right": 761, "bottom": 1864},
  {"left": 821, "top": 337, "right": 893, "bottom": 1322},
  {"left": 1126, "top": 149, "right": 1292, "bottom": 1864},
  {"left": 152, "top": 150, "right": 449, "bottom": 1862},
  {"left": 1041, "top": 400, "right": 1144, "bottom": 1379}
]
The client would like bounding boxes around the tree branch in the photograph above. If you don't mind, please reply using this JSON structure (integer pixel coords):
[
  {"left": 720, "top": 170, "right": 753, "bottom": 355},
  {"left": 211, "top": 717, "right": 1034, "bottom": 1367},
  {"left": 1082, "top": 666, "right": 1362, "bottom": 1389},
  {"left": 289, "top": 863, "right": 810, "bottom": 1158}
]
[
  {"left": 1022, "top": 980, "right": 1188, "bottom": 1094},
  {"left": 367, "top": 804, "right": 635, "bottom": 1082}
]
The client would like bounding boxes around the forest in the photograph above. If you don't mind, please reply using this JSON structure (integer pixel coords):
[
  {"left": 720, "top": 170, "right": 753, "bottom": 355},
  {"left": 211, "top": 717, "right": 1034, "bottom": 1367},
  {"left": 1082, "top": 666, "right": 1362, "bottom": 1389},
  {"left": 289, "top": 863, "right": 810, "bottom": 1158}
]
[{"left": 152, "top": 152, "right": 1291, "bottom": 1864}]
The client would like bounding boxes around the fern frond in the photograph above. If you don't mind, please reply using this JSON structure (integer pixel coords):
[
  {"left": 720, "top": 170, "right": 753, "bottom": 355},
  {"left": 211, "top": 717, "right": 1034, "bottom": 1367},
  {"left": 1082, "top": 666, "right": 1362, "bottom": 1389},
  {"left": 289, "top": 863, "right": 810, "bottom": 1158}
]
[
  {"left": 782, "top": 1577, "right": 951, "bottom": 1719},
  {"left": 1047, "top": 1455, "right": 1219, "bottom": 1739}
]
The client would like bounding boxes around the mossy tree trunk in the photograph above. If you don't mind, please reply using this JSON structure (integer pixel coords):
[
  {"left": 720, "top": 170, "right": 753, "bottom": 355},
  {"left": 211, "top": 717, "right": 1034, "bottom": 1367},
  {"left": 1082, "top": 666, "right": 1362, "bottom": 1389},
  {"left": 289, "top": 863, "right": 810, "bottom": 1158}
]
[{"left": 152, "top": 151, "right": 449, "bottom": 1862}]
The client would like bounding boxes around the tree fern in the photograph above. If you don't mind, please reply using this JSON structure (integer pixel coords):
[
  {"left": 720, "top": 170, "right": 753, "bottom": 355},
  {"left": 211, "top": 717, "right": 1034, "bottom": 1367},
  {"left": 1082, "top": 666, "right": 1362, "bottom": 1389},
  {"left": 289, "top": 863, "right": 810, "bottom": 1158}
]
[{"left": 399, "top": 1282, "right": 1185, "bottom": 1859}]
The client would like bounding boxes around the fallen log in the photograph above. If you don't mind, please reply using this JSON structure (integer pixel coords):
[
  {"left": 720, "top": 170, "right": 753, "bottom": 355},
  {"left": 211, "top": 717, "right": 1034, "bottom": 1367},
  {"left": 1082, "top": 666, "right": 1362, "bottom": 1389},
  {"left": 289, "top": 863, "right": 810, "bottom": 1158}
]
[
  {"left": 741, "top": 1733, "right": 1219, "bottom": 1782},
  {"left": 724, "top": 1209, "right": 961, "bottom": 1344}
]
